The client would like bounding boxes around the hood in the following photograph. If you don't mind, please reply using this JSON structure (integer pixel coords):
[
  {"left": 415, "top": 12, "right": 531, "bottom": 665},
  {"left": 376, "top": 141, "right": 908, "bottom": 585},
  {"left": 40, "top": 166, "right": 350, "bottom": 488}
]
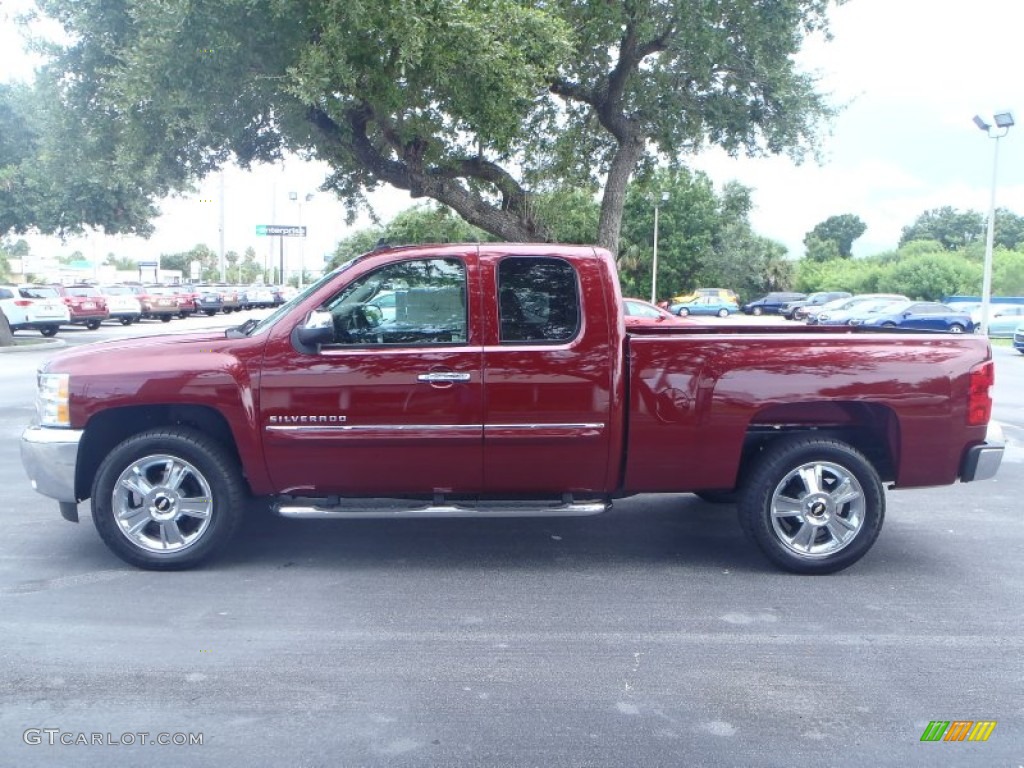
[{"left": 41, "top": 331, "right": 243, "bottom": 375}]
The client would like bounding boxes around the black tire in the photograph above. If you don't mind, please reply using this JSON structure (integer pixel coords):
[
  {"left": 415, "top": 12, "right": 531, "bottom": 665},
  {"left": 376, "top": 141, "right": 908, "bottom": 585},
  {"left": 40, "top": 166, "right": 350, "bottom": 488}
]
[
  {"left": 881, "top": 322, "right": 896, "bottom": 327},
  {"left": 737, "top": 437, "right": 884, "bottom": 574},
  {"left": 717, "top": 308, "right": 729, "bottom": 318},
  {"left": 751, "top": 306, "right": 763, "bottom": 316},
  {"left": 160, "top": 315, "right": 172, "bottom": 323},
  {"left": 205, "top": 310, "right": 217, "bottom": 317},
  {"left": 85, "top": 320, "right": 102, "bottom": 330},
  {"left": 91, "top": 427, "right": 246, "bottom": 570},
  {"left": 695, "top": 490, "right": 738, "bottom": 504},
  {"left": 119, "top": 317, "right": 133, "bottom": 326},
  {"left": 40, "top": 326, "right": 59, "bottom": 337},
  {"left": 948, "top": 324, "right": 965, "bottom": 334},
  {"left": 677, "top": 307, "right": 689, "bottom": 316}
]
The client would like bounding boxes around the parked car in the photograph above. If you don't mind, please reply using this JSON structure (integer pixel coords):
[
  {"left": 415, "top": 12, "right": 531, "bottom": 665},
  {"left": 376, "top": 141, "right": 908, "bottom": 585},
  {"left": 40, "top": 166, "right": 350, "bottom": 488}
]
[
  {"left": 165, "top": 285, "right": 198, "bottom": 318},
  {"left": 985, "top": 306, "right": 1024, "bottom": 338},
  {"left": 1013, "top": 322, "right": 1024, "bottom": 354},
  {"left": 193, "top": 285, "right": 225, "bottom": 316},
  {"left": 852, "top": 301, "right": 975, "bottom": 334},
  {"left": 741, "top": 291, "right": 806, "bottom": 316},
  {"left": 669, "top": 287, "right": 739, "bottom": 305},
  {"left": 0, "top": 284, "right": 70, "bottom": 336},
  {"left": 816, "top": 298, "right": 909, "bottom": 326},
  {"left": 669, "top": 296, "right": 739, "bottom": 317},
  {"left": 240, "top": 286, "right": 275, "bottom": 310},
  {"left": 623, "top": 298, "right": 692, "bottom": 328},
  {"left": 98, "top": 285, "right": 143, "bottom": 325},
  {"left": 121, "top": 284, "right": 178, "bottom": 321},
  {"left": 783, "top": 291, "right": 852, "bottom": 320},
  {"left": 48, "top": 284, "right": 110, "bottom": 330},
  {"left": 806, "top": 294, "right": 908, "bottom": 325},
  {"left": 944, "top": 301, "right": 983, "bottom": 325},
  {"left": 212, "top": 285, "right": 241, "bottom": 313}
]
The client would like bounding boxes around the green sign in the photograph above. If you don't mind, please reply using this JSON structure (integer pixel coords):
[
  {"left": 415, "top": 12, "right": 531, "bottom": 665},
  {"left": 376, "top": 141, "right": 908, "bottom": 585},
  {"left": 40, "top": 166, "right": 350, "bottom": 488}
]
[{"left": 256, "top": 225, "right": 306, "bottom": 237}]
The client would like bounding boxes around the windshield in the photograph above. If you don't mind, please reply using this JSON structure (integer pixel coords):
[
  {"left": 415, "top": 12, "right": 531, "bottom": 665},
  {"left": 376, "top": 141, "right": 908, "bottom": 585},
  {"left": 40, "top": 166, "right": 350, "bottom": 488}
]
[{"left": 248, "top": 260, "right": 356, "bottom": 336}]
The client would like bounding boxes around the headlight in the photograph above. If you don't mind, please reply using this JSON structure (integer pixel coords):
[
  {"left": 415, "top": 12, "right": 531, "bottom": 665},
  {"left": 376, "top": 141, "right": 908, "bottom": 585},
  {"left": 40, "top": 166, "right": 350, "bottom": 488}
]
[{"left": 37, "top": 373, "right": 71, "bottom": 427}]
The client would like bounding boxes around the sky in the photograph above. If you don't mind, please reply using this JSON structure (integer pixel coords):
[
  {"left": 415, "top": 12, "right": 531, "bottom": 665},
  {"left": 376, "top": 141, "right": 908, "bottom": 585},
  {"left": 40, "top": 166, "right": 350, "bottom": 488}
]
[{"left": 2, "top": 0, "right": 1024, "bottom": 275}]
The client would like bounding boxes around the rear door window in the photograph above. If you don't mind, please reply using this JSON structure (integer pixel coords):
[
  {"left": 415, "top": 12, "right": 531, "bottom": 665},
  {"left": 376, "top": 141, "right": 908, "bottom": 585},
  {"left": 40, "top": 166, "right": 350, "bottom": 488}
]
[{"left": 497, "top": 257, "right": 580, "bottom": 343}]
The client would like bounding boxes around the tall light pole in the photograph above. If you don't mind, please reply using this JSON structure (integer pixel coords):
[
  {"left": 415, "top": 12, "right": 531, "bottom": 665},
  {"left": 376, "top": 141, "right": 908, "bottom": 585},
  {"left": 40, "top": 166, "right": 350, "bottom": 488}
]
[
  {"left": 973, "top": 111, "right": 1014, "bottom": 336},
  {"left": 651, "top": 192, "right": 669, "bottom": 304},
  {"left": 289, "top": 191, "right": 314, "bottom": 288}
]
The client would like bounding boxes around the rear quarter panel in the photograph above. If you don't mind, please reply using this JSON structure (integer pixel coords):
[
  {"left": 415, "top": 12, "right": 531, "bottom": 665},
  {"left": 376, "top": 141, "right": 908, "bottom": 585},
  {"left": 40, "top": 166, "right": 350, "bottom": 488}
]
[{"left": 623, "top": 330, "right": 992, "bottom": 492}]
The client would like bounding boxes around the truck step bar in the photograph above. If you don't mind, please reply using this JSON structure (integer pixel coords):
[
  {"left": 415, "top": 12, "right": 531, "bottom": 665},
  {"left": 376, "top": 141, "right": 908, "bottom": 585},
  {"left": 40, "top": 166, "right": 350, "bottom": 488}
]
[{"left": 273, "top": 494, "right": 611, "bottom": 520}]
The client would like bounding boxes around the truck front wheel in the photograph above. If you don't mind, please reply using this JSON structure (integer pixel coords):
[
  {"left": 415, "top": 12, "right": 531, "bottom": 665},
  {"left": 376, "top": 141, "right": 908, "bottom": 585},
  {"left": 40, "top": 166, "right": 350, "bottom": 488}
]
[
  {"left": 91, "top": 428, "right": 245, "bottom": 570},
  {"left": 737, "top": 437, "right": 884, "bottom": 574}
]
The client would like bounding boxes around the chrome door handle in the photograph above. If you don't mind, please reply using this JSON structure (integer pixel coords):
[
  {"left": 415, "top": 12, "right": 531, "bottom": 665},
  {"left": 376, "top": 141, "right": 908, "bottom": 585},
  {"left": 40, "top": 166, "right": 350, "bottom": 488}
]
[{"left": 417, "top": 372, "right": 471, "bottom": 383}]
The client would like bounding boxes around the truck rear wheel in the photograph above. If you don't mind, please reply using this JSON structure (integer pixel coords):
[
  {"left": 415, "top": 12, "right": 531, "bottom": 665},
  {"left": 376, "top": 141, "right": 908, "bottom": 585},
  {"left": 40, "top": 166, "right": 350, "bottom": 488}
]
[
  {"left": 91, "top": 428, "right": 245, "bottom": 570},
  {"left": 737, "top": 437, "right": 884, "bottom": 574}
]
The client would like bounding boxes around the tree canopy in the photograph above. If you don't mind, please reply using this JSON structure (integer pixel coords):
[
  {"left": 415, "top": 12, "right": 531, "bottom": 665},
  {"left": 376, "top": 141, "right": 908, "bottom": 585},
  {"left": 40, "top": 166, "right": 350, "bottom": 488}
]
[
  {"left": 617, "top": 169, "right": 791, "bottom": 300},
  {"left": 803, "top": 213, "right": 866, "bottom": 259},
  {"left": 5, "top": 0, "right": 840, "bottom": 252},
  {"left": 899, "top": 207, "right": 985, "bottom": 251}
]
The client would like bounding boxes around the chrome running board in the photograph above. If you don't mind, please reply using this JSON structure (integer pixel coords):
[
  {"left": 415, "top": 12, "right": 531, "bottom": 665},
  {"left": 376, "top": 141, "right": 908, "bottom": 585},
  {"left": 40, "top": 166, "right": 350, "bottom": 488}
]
[{"left": 274, "top": 495, "right": 610, "bottom": 520}]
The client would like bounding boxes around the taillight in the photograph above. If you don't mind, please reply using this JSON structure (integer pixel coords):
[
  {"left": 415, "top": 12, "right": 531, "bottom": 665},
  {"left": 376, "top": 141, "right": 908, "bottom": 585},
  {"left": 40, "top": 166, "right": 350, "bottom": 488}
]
[
  {"left": 14, "top": 300, "right": 32, "bottom": 307},
  {"left": 967, "top": 360, "right": 994, "bottom": 426}
]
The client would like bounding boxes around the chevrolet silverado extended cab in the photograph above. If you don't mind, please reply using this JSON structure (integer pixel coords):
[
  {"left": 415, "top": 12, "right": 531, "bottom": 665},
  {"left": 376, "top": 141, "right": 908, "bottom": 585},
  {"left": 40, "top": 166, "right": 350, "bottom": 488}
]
[{"left": 21, "top": 243, "right": 1004, "bottom": 573}]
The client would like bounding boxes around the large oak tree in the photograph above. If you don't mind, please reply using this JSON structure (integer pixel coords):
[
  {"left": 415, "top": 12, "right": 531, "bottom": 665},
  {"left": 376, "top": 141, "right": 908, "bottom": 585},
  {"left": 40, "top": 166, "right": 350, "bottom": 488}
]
[{"left": 7, "top": 0, "right": 840, "bottom": 252}]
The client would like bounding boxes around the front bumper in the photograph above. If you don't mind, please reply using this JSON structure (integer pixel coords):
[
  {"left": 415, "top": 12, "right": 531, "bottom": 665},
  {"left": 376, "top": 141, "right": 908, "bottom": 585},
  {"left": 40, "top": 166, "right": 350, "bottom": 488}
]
[
  {"left": 960, "top": 422, "right": 1005, "bottom": 482},
  {"left": 21, "top": 426, "right": 83, "bottom": 504}
]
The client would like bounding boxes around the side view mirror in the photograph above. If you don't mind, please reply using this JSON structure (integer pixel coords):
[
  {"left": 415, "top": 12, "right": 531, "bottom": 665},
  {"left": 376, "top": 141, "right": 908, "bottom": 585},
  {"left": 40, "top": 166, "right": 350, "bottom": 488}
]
[{"left": 291, "top": 309, "right": 334, "bottom": 354}]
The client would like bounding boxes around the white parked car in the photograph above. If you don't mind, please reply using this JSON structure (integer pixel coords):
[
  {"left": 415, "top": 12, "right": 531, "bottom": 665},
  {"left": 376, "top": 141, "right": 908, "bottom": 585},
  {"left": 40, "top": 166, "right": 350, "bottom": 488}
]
[
  {"left": 98, "top": 285, "right": 144, "bottom": 325},
  {"left": 0, "top": 284, "right": 71, "bottom": 336}
]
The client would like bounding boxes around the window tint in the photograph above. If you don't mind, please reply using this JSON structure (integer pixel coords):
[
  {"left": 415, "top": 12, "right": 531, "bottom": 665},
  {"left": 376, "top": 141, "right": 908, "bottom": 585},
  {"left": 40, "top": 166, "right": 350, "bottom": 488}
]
[
  {"left": 322, "top": 258, "right": 467, "bottom": 346},
  {"left": 0, "top": 288, "right": 12, "bottom": 299},
  {"left": 498, "top": 256, "right": 580, "bottom": 343}
]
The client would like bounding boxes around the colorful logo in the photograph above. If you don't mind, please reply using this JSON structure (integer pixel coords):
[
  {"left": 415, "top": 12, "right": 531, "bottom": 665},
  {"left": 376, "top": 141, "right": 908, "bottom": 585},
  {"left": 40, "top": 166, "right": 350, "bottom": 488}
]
[{"left": 920, "top": 720, "right": 996, "bottom": 742}]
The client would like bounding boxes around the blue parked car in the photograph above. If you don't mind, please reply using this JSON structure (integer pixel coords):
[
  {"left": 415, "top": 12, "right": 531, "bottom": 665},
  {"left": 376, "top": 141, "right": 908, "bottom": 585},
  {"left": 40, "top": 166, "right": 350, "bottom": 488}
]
[
  {"left": 669, "top": 296, "right": 739, "bottom": 317},
  {"left": 852, "top": 301, "right": 975, "bottom": 334},
  {"left": 985, "top": 306, "right": 1024, "bottom": 338},
  {"left": 741, "top": 291, "right": 806, "bottom": 316},
  {"left": 1013, "top": 322, "right": 1024, "bottom": 353}
]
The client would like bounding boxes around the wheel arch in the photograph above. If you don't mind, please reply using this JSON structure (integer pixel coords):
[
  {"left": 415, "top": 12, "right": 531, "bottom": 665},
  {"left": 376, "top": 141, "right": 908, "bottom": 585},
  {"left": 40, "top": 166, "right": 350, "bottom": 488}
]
[
  {"left": 736, "top": 401, "right": 899, "bottom": 487},
  {"left": 75, "top": 404, "right": 248, "bottom": 501}
]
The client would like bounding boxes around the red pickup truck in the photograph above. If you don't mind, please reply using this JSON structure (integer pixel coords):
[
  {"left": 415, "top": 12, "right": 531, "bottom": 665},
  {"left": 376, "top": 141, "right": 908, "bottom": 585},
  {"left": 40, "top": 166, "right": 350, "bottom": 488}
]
[{"left": 20, "top": 243, "right": 1004, "bottom": 573}]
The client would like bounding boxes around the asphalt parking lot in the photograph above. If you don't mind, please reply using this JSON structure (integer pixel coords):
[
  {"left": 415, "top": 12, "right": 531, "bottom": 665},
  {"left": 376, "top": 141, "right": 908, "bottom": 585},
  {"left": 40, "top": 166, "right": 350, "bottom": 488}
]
[{"left": 0, "top": 315, "right": 1021, "bottom": 767}]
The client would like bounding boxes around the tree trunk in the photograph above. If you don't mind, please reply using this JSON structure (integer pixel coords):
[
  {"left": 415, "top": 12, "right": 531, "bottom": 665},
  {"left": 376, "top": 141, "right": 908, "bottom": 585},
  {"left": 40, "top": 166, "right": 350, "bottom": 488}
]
[
  {"left": 0, "top": 311, "right": 14, "bottom": 347},
  {"left": 597, "top": 137, "right": 644, "bottom": 255}
]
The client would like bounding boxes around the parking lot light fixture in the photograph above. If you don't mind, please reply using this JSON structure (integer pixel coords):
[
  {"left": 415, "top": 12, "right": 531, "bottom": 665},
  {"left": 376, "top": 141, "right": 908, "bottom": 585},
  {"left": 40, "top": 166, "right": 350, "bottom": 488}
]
[
  {"left": 974, "top": 111, "right": 1014, "bottom": 336},
  {"left": 651, "top": 192, "right": 669, "bottom": 304}
]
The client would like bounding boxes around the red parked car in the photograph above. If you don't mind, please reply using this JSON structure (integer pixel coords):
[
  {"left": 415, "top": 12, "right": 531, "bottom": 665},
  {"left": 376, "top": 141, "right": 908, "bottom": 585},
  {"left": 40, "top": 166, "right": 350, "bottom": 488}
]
[
  {"left": 48, "top": 284, "right": 110, "bottom": 330},
  {"left": 122, "top": 284, "right": 178, "bottom": 322},
  {"left": 623, "top": 298, "right": 692, "bottom": 328}
]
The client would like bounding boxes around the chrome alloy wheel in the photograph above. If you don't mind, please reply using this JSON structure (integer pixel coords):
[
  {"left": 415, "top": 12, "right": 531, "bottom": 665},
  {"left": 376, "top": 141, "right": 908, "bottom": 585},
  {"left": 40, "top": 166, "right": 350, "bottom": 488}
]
[
  {"left": 112, "top": 454, "right": 214, "bottom": 553},
  {"left": 768, "top": 461, "right": 865, "bottom": 558}
]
